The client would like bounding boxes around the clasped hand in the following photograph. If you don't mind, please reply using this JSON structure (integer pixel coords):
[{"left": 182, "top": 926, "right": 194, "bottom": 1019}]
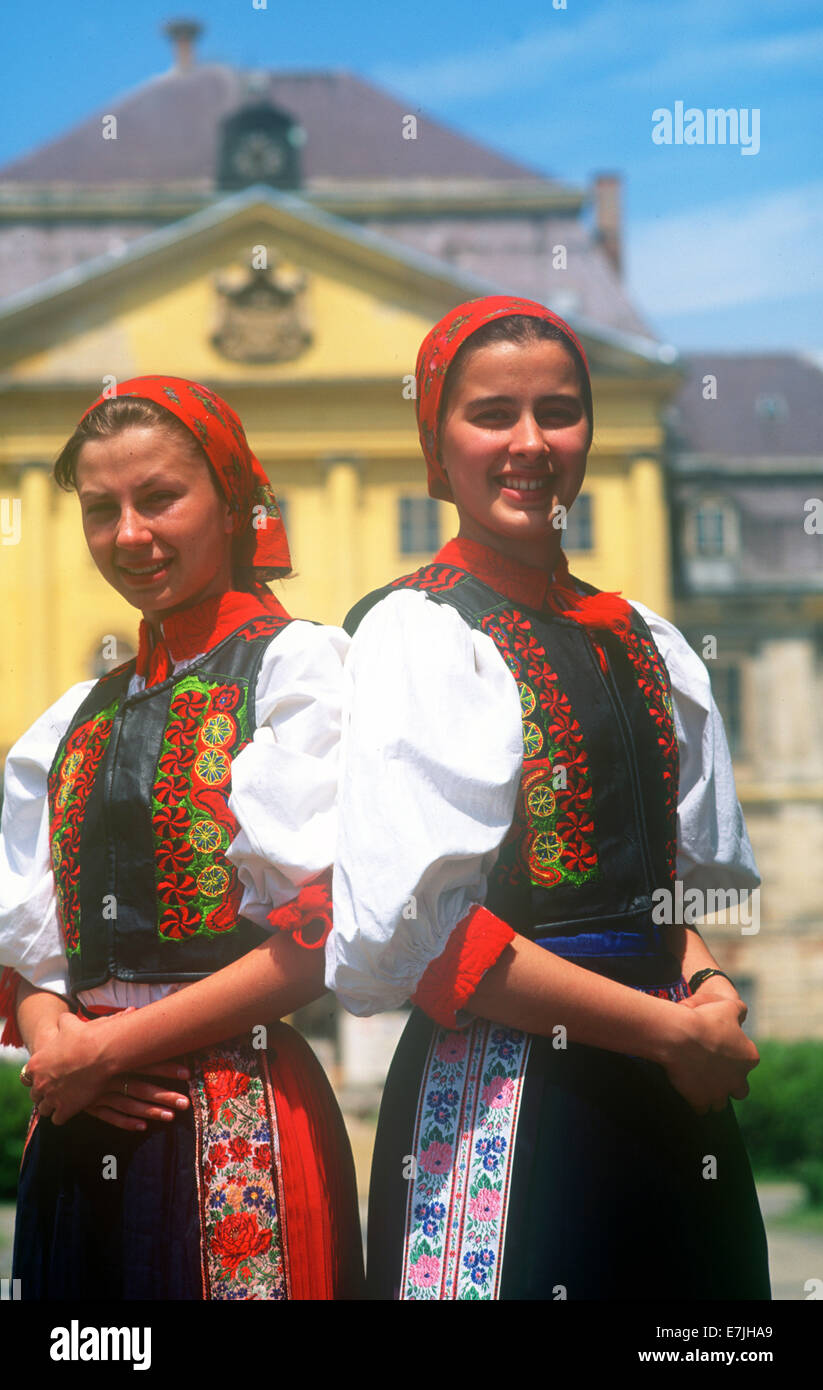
[
  {"left": 668, "top": 984, "right": 759, "bottom": 1116},
  {"left": 24, "top": 1008, "right": 190, "bottom": 1130}
]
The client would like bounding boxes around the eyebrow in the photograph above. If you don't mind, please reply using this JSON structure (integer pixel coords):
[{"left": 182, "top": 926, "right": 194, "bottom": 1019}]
[
  {"left": 465, "top": 392, "right": 581, "bottom": 407},
  {"left": 78, "top": 474, "right": 179, "bottom": 501}
]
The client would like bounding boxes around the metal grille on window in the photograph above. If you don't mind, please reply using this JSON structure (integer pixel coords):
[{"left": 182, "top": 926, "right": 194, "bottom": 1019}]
[
  {"left": 399, "top": 496, "right": 440, "bottom": 555},
  {"left": 695, "top": 504, "right": 727, "bottom": 557},
  {"left": 565, "top": 494, "right": 593, "bottom": 551},
  {"left": 711, "top": 663, "right": 742, "bottom": 757}
]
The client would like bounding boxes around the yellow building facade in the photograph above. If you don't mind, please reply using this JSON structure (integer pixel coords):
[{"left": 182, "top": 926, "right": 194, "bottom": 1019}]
[{"left": 0, "top": 190, "right": 680, "bottom": 755}]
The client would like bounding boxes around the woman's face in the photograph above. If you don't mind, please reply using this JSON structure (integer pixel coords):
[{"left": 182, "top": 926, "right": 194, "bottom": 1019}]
[
  {"left": 75, "top": 425, "right": 235, "bottom": 626},
  {"left": 439, "top": 338, "right": 590, "bottom": 569}
]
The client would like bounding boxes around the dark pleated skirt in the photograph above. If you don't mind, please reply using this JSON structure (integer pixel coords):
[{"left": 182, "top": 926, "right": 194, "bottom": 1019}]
[
  {"left": 367, "top": 1000, "right": 771, "bottom": 1301},
  {"left": 13, "top": 1025, "right": 364, "bottom": 1301},
  {"left": 14, "top": 1081, "right": 203, "bottom": 1300}
]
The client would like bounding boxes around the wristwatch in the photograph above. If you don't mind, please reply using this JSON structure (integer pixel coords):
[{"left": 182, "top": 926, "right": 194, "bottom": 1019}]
[{"left": 688, "top": 967, "right": 735, "bottom": 994}]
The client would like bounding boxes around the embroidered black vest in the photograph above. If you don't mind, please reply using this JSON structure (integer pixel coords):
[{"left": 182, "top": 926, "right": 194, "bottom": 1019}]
[
  {"left": 346, "top": 565, "right": 681, "bottom": 985},
  {"left": 47, "top": 614, "right": 290, "bottom": 993}
]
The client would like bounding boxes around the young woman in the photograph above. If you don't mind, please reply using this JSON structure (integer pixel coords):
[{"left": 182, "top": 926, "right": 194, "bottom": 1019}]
[
  {"left": 0, "top": 376, "right": 363, "bottom": 1300},
  {"left": 327, "top": 296, "right": 771, "bottom": 1300}
]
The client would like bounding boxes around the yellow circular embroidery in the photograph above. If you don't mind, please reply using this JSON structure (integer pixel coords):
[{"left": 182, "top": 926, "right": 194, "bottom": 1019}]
[
  {"left": 522, "top": 721, "right": 543, "bottom": 758},
  {"left": 201, "top": 714, "right": 235, "bottom": 748},
  {"left": 61, "top": 750, "right": 83, "bottom": 781},
  {"left": 56, "top": 783, "right": 72, "bottom": 809},
  {"left": 194, "top": 749, "right": 231, "bottom": 786},
  {"left": 197, "top": 865, "right": 230, "bottom": 896},
  {"left": 190, "top": 819, "right": 222, "bottom": 853},
  {"left": 52, "top": 840, "right": 63, "bottom": 869},
  {"left": 527, "top": 782, "right": 556, "bottom": 818},
  {"left": 530, "top": 830, "right": 562, "bottom": 867},
  {"left": 518, "top": 682, "right": 536, "bottom": 716}
]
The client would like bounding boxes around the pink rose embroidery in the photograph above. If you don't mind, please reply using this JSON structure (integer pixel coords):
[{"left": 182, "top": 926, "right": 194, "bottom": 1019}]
[
  {"left": 468, "top": 1189, "right": 502, "bottom": 1222},
  {"left": 482, "top": 1076, "right": 514, "bottom": 1109},
  {"left": 420, "top": 1141, "right": 454, "bottom": 1175},
  {"left": 436, "top": 1033, "right": 468, "bottom": 1063},
  {"left": 409, "top": 1254, "right": 440, "bottom": 1288}
]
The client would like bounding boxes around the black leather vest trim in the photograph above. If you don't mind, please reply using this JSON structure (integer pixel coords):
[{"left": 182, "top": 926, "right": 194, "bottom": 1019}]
[
  {"left": 48, "top": 616, "right": 291, "bottom": 992},
  {"left": 346, "top": 567, "right": 680, "bottom": 981}
]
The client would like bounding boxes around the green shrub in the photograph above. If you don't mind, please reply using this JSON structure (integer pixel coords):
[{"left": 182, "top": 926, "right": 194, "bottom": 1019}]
[
  {"left": 734, "top": 1040, "right": 823, "bottom": 1205},
  {"left": 0, "top": 1060, "right": 34, "bottom": 1199}
]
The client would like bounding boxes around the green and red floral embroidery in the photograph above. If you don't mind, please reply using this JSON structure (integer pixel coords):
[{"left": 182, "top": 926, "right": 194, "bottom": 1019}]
[
  {"left": 151, "top": 676, "right": 252, "bottom": 941},
  {"left": 622, "top": 630, "right": 679, "bottom": 881},
  {"left": 190, "top": 1041, "right": 288, "bottom": 1300},
  {"left": 480, "top": 608, "right": 599, "bottom": 891},
  {"left": 48, "top": 699, "right": 120, "bottom": 954}
]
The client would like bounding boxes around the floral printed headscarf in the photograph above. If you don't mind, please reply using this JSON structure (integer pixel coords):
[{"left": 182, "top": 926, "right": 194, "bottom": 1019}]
[
  {"left": 415, "top": 295, "right": 590, "bottom": 502},
  {"left": 79, "top": 375, "right": 291, "bottom": 576},
  {"left": 415, "top": 297, "right": 634, "bottom": 640}
]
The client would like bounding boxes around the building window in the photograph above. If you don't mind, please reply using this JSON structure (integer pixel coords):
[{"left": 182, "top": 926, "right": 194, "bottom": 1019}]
[
  {"left": 565, "top": 494, "right": 593, "bottom": 551},
  {"left": 711, "top": 663, "right": 742, "bottom": 757},
  {"left": 695, "top": 502, "right": 729, "bottom": 557},
  {"left": 399, "top": 496, "right": 439, "bottom": 554}
]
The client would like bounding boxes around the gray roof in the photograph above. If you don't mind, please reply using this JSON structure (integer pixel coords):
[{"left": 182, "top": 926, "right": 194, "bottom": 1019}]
[
  {"left": 0, "top": 222, "right": 156, "bottom": 302},
  {"left": 0, "top": 65, "right": 550, "bottom": 186},
  {"left": 367, "top": 214, "right": 657, "bottom": 342},
  {"left": 668, "top": 354, "right": 823, "bottom": 459},
  {"left": 0, "top": 63, "right": 659, "bottom": 348},
  {"left": 0, "top": 187, "right": 675, "bottom": 374}
]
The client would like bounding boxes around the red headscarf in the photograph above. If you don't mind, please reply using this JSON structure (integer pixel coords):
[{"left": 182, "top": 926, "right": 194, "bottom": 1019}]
[
  {"left": 415, "top": 294, "right": 590, "bottom": 504},
  {"left": 415, "top": 295, "right": 632, "bottom": 638},
  {"left": 80, "top": 375, "right": 291, "bottom": 576}
]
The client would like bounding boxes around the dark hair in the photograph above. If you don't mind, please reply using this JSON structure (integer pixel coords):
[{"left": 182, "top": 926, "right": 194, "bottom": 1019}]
[
  {"left": 54, "top": 397, "right": 278, "bottom": 592},
  {"left": 437, "top": 314, "right": 594, "bottom": 450}
]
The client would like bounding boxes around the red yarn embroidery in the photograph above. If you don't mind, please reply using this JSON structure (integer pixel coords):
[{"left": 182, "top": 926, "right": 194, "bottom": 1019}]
[
  {"left": 48, "top": 700, "right": 120, "bottom": 954},
  {"left": 621, "top": 629, "right": 680, "bottom": 881},
  {"left": 269, "top": 876, "right": 333, "bottom": 950},
  {"left": 480, "top": 608, "right": 598, "bottom": 890}
]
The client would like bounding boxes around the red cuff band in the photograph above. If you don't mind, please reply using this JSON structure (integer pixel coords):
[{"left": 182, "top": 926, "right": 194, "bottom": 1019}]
[
  {"left": 0, "top": 967, "right": 25, "bottom": 1049},
  {"left": 411, "top": 905, "right": 515, "bottom": 1029},
  {"left": 268, "top": 877, "right": 333, "bottom": 951}
]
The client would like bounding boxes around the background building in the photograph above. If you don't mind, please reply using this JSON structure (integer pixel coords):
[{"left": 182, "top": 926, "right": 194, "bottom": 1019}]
[
  {"left": 0, "top": 23, "right": 679, "bottom": 751},
  {"left": 667, "top": 353, "right": 823, "bottom": 1036},
  {"left": 2, "top": 21, "right": 818, "bottom": 1050}
]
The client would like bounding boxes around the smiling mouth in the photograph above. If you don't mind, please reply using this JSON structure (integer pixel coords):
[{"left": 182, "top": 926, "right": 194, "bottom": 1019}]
[
  {"left": 118, "top": 560, "right": 171, "bottom": 577},
  {"left": 496, "top": 473, "right": 555, "bottom": 493}
]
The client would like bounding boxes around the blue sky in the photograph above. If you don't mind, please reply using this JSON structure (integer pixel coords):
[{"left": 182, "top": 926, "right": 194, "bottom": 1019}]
[{"left": 1, "top": 0, "right": 820, "bottom": 352}]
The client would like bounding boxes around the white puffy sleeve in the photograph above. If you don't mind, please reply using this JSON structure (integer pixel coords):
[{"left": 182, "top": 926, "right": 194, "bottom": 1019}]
[
  {"left": 0, "top": 681, "right": 95, "bottom": 995},
  {"left": 226, "top": 620, "right": 349, "bottom": 927},
  {"left": 629, "top": 600, "right": 760, "bottom": 892},
  {"left": 326, "top": 588, "right": 524, "bottom": 1016}
]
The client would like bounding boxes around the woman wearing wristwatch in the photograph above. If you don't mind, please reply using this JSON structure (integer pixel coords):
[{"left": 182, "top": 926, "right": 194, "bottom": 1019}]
[{"left": 327, "top": 296, "right": 770, "bottom": 1300}]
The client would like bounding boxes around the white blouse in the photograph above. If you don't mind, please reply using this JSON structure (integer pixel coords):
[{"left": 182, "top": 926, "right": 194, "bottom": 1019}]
[
  {"left": 326, "top": 589, "right": 760, "bottom": 1017},
  {"left": 0, "top": 620, "right": 348, "bottom": 1011}
]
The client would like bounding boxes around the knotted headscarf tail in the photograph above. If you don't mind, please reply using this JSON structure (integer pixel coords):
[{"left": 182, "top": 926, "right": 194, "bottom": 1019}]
[
  {"left": 416, "top": 295, "right": 634, "bottom": 639},
  {"left": 79, "top": 375, "right": 291, "bottom": 579}
]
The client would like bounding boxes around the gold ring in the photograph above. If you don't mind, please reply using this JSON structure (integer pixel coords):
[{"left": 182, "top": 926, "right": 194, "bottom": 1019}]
[{"left": 19, "top": 1065, "right": 33, "bottom": 1088}]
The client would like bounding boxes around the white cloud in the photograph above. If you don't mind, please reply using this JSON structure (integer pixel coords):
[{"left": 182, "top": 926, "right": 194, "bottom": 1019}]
[
  {"left": 372, "top": 12, "right": 612, "bottom": 104},
  {"left": 370, "top": 0, "right": 764, "bottom": 106},
  {"left": 628, "top": 182, "right": 823, "bottom": 316},
  {"left": 613, "top": 25, "right": 823, "bottom": 89}
]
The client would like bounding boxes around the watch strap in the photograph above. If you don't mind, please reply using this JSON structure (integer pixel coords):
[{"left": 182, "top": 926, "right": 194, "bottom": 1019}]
[{"left": 688, "top": 967, "right": 735, "bottom": 994}]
